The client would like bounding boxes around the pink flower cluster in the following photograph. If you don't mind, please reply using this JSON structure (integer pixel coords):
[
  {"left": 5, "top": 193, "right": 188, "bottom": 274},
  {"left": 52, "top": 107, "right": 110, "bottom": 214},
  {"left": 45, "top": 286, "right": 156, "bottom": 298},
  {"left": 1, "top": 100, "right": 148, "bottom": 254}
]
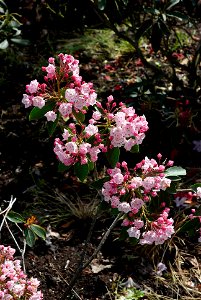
[
  {"left": 54, "top": 125, "right": 101, "bottom": 166},
  {"left": 139, "top": 208, "right": 174, "bottom": 245},
  {"left": 89, "top": 95, "right": 149, "bottom": 151},
  {"left": 102, "top": 156, "right": 174, "bottom": 244},
  {"left": 22, "top": 55, "right": 149, "bottom": 168},
  {"left": 0, "top": 245, "right": 43, "bottom": 299},
  {"left": 22, "top": 54, "right": 97, "bottom": 121}
]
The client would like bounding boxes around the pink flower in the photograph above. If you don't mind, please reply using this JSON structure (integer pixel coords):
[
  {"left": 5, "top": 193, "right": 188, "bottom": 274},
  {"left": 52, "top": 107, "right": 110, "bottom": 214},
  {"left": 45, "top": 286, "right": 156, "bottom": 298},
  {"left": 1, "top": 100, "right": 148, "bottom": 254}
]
[
  {"left": 26, "top": 79, "right": 39, "bottom": 94},
  {"left": 59, "top": 102, "right": 72, "bottom": 117},
  {"left": 65, "top": 88, "right": 78, "bottom": 103},
  {"left": 89, "top": 146, "right": 100, "bottom": 162},
  {"left": 85, "top": 124, "right": 98, "bottom": 137},
  {"left": 0, "top": 245, "right": 43, "bottom": 299},
  {"left": 112, "top": 173, "right": 124, "bottom": 184},
  {"left": 62, "top": 129, "right": 70, "bottom": 141},
  {"left": 22, "top": 94, "right": 32, "bottom": 108},
  {"left": 130, "top": 198, "right": 144, "bottom": 210},
  {"left": 92, "top": 111, "right": 102, "bottom": 121},
  {"left": 32, "top": 96, "right": 45, "bottom": 109},
  {"left": 114, "top": 112, "right": 126, "bottom": 126},
  {"left": 65, "top": 142, "right": 78, "bottom": 154},
  {"left": 45, "top": 111, "right": 57, "bottom": 122},
  {"left": 45, "top": 63, "right": 56, "bottom": 79},
  {"left": 118, "top": 202, "right": 131, "bottom": 213},
  {"left": 127, "top": 227, "right": 141, "bottom": 239},
  {"left": 160, "top": 178, "right": 171, "bottom": 190}
]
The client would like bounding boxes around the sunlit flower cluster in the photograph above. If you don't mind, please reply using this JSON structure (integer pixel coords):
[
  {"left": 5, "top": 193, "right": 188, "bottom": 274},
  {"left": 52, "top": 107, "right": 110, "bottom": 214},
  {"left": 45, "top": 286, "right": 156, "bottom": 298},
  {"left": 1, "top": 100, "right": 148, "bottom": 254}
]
[
  {"left": 22, "top": 53, "right": 97, "bottom": 120},
  {"left": 102, "top": 157, "right": 175, "bottom": 244}
]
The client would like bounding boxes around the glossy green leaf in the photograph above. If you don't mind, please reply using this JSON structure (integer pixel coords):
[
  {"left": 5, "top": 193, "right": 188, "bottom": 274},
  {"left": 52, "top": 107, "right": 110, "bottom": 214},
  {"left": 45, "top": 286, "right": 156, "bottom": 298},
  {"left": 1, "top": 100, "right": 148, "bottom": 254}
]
[
  {"left": 72, "top": 109, "right": 85, "bottom": 123},
  {"left": 166, "top": 182, "right": 177, "bottom": 194},
  {"left": 0, "top": 39, "right": 8, "bottom": 49},
  {"left": 74, "top": 162, "right": 89, "bottom": 182},
  {"left": 97, "top": 0, "right": 106, "bottom": 10},
  {"left": 195, "top": 204, "right": 201, "bottom": 216},
  {"left": 0, "top": 0, "right": 7, "bottom": 11},
  {"left": 30, "top": 224, "right": 46, "bottom": 240},
  {"left": 166, "top": 176, "right": 181, "bottom": 181},
  {"left": 166, "top": 0, "right": 180, "bottom": 11},
  {"left": 190, "top": 183, "right": 201, "bottom": 193},
  {"left": 90, "top": 176, "right": 110, "bottom": 189},
  {"left": 151, "top": 22, "right": 163, "bottom": 52},
  {"left": 130, "top": 144, "right": 139, "bottom": 153},
  {"left": 29, "top": 102, "right": 55, "bottom": 121},
  {"left": 47, "top": 114, "right": 59, "bottom": 136},
  {"left": 166, "top": 11, "right": 188, "bottom": 21},
  {"left": 7, "top": 211, "right": 25, "bottom": 223},
  {"left": 105, "top": 147, "right": 120, "bottom": 168},
  {"left": 24, "top": 228, "right": 36, "bottom": 247},
  {"left": 88, "top": 161, "right": 94, "bottom": 171},
  {"left": 58, "top": 162, "right": 71, "bottom": 172},
  {"left": 158, "top": 19, "right": 170, "bottom": 36},
  {"left": 165, "top": 166, "right": 186, "bottom": 177},
  {"left": 10, "top": 38, "right": 30, "bottom": 46},
  {"left": 135, "top": 19, "right": 152, "bottom": 41}
]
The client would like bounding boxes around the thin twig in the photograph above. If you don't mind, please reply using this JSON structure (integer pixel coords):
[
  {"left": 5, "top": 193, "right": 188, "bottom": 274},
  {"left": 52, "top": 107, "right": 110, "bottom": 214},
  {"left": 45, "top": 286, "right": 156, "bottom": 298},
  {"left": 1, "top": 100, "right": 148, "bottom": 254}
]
[
  {"left": 0, "top": 196, "right": 16, "bottom": 231},
  {"left": 61, "top": 212, "right": 123, "bottom": 299},
  {"left": 0, "top": 196, "right": 27, "bottom": 273}
]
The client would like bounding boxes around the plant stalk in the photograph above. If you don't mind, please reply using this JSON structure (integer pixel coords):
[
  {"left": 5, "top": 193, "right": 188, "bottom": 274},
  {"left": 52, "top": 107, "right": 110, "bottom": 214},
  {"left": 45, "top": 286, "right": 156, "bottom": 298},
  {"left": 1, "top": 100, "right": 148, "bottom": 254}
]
[{"left": 61, "top": 212, "right": 123, "bottom": 299}]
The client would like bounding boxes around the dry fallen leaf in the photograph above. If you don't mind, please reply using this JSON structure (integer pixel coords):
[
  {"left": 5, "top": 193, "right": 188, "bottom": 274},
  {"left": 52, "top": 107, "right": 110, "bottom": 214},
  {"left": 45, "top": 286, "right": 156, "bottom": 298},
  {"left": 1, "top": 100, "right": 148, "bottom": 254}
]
[{"left": 90, "top": 258, "right": 112, "bottom": 274}]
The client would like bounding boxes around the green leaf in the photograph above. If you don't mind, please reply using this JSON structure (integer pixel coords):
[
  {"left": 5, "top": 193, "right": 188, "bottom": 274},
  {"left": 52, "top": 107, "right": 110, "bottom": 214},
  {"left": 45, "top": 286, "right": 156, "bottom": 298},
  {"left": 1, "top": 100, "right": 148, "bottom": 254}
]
[
  {"left": 72, "top": 109, "right": 85, "bottom": 123},
  {"left": 135, "top": 19, "right": 152, "bottom": 41},
  {"left": 130, "top": 144, "right": 139, "bottom": 153},
  {"left": 165, "top": 166, "right": 186, "bottom": 177},
  {"left": 97, "top": 0, "right": 106, "bottom": 10},
  {"left": 30, "top": 224, "right": 46, "bottom": 240},
  {"left": 10, "top": 38, "right": 30, "bottom": 46},
  {"left": 0, "top": 39, "right": 8, "bottom": 49},
  {"left": 105, "top": 147, "right": 120, "bottom": 168},
  {"left": 119, "top": 227, "right": 129, "bottom": 241},
  {"left": 88, "top": 161, "right": 94, "bottom": 171},
  {"left": 158, "top": 19, "right": 170, "bottom": 36},
  {"left": 47, "top": 113, "right": 59, "bottom": 136},
  {"left": 190, "top": 183, "right": 201, "bottom": 193},
  {"left": 7, "top": 211, "right": 25, "bottom": 223},
  {"left": 74, "top": 162, "right": 89, "bottom": 182},
  {"left": 24, "top": 228, "right": 36, "bottom": 247},
  {"left": 166, "top": 182, "right": 177, "bottom": 194},
  {"left": 29, "top": 102, "right": 55, "bottom": 121},
  {"left": 166, "top": 176, "right": 181, "bottom": 181},
  {"left": 58, "top": 162, "right": 71, "bottom": 172},
  {"left": 0, "top": 0, "right": 7, "bottom": 11},
  {"left": 90, "top": 176, "right": 110, "bottom": 189},
  {"left": 195, "top": 204, "right": 201, "bottom": 216},
  {"left": 166, "top": 11, "right": 188, "bottom": 21},
  {"left": 151, "top": 22, "right": 163, "bottom": 52},
  {"left": 166, "top": 0, "right": 180, "bottom": 11}
]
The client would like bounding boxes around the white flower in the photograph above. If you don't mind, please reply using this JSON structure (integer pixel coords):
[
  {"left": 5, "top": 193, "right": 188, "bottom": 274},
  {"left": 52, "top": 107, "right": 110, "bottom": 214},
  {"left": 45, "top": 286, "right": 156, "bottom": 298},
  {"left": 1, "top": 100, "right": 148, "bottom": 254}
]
[{"left": 156, "top": 262, "right": 167, "bottom": 276}]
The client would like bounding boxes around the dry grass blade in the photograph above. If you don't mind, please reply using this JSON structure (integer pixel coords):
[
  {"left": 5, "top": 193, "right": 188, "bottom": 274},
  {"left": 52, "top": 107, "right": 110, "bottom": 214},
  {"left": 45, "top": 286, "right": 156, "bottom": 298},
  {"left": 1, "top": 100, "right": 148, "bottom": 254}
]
[{"left": 25, "top": 184, "right": 101, "bottom": 225}]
